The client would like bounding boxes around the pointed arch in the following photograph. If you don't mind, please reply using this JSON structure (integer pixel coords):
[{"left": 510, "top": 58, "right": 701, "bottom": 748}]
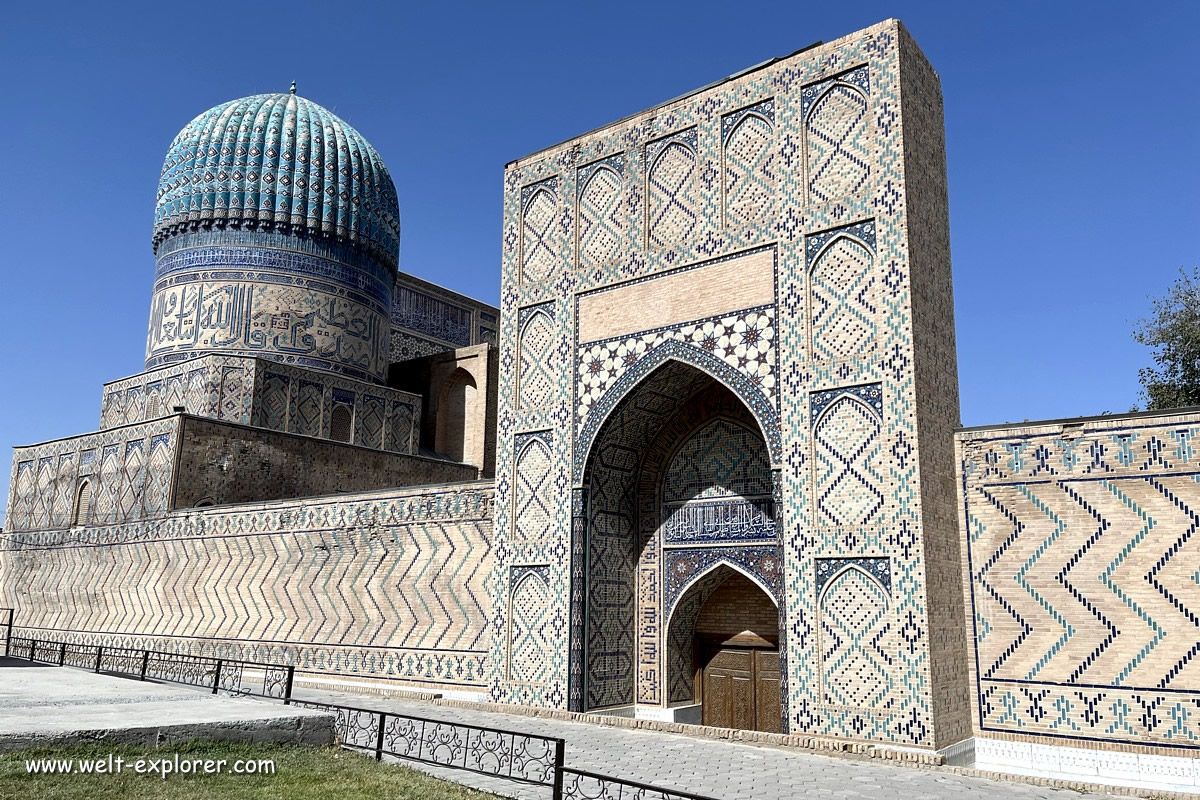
[
  {"left": 330, "top": 403, "right": 353, "bottom": 442},
  {"left": 514, "top": 432, "right": 554, "bottom": 545},
  {"left": 723, "top": 112, "right": 775, "bottom": 230},
  {"left": 517, "top": 309, "right": 556, "bottom": 410},
  {"left": 575, "top": 339, "right": 780, "bottom": 483},
  {"left": 812, "top": 393, "right": 884, "bottom": 528},
  {"left": 72, "top": 480, "right": 93, "bottom": 527},
  {"left": 664, "top": 563, "right": 779, "bottom": 704},
  {"left": 508, "top": 568, "right": 552, "bottom": 684},
  {"left": 808, "top": 232, "right": 877, "bottom": 362},
  {"left": 521, "top": 186, "right": 559, "bottom": 284},
  {"left": 578, "top": 165, "right": 624, "bottom": 269},
  {"left": 647, "top": 141, "right": 697, "bottom": 249},
  {"left": 805, "top": 82, "right": 870, "bottom": 203},
  {"left": 818, "top": 565, "right": 893, "bottom": 708}
]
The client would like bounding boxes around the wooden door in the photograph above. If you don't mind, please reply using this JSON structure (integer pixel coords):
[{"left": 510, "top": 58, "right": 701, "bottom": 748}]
[{"left": 701, "top": 646, "right": 781, "bottom": 733}]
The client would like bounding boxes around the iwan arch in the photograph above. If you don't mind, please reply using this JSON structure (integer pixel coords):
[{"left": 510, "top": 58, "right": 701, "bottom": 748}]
[{"left": 5, "top": 19, "right": 1200, "bottom": 792}]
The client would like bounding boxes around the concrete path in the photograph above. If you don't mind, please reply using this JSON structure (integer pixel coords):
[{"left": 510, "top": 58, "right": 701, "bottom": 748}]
[
  {"left": 0, "top": 658, "right": 332, "bottom": 750},
  {"left": 293, "top": 687, "right": 1122, "bottom": 800}
]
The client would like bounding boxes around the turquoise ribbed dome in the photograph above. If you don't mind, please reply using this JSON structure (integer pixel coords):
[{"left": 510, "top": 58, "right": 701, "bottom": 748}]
[{"left": 153, "top": 92, "right": 400, "bottom": 268}]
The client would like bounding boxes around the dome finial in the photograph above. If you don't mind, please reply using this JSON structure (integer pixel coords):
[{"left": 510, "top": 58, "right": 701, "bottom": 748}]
[{"left": 289, "top": 81, "right": 297, "bottom": 95}]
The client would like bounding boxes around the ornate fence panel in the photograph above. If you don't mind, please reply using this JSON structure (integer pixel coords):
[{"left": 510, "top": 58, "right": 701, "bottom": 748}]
[
  {"left": 562, "top": 768, "right": 721, "bottom": 800},
  {"left": 8, "top": 636, "right": 293, "bottom": 701},
  {"left": 2, "top": 631, "right": 726, "bottom": 800},
  {"left": 290, "top": 699, "right": 565, "bottom": 792}
]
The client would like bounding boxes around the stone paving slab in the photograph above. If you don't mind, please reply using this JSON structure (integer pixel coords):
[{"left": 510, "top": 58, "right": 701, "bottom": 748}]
[
  {"left": 294, "top": 687, "right": 1123, "bottom": 800},
  {"left": 0, "top": 658, "right": 333, "bottom": 751}
]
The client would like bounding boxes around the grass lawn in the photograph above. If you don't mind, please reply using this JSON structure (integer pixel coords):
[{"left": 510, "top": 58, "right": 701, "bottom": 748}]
[{"left": 0, "top": 739, "right": 504, "bottom": 799}]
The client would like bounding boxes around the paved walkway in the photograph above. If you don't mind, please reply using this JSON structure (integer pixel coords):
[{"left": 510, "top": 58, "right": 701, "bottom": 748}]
[
  {"left": 0, "top": 658, "right": 331, "bottom": 751},
  {"left": 294, "top": 687, "right": 1121, "bottom": 800}
]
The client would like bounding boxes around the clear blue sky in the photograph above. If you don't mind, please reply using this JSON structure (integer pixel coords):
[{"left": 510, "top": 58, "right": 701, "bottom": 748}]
[{"left": 1, "top": 1, "right": 1197, "bottom": 522}]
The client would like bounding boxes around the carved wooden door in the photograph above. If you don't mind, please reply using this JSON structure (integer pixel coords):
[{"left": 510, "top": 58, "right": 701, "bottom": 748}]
[{"left": 701, "top": 646, "right": 781, "bottom": 733}]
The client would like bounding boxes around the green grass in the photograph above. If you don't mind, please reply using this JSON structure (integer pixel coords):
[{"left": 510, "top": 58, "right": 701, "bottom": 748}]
[{"left": 0, "top": 740, "right": 504, "bottom": 799}]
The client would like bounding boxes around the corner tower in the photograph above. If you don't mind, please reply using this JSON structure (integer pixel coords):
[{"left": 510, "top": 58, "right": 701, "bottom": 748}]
[{"left": 147, "top": 89, "right": 400, "bottom": 383}]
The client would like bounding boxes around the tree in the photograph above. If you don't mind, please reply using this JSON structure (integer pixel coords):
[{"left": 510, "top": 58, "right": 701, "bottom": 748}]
[{"left": 1134, "top": 267, "right": 1200, "bottom": 410}]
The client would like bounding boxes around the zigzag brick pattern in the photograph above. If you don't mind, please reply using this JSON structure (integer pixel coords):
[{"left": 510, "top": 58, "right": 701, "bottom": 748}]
[
  {"left": 960, "top": 415, "right": 1200, "bottom": 751},
  {"left": 0, "top": 484, "right": 495, "bottom": 689}
]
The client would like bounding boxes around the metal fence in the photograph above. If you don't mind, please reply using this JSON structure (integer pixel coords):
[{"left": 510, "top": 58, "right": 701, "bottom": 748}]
[
  {"left": 2, "top": 621, "right": 719, "bottom": 800},
  {"left": 289, "top": 698, "right": 565, "bottom": 792},
  {"left": 7, "top": 635, "right": 293, "bottom": 701}
]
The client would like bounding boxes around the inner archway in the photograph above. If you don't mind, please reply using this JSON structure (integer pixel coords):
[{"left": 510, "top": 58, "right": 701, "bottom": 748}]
[
  {"left": 577, "top": 357, "right": 782, "bottom": 724},
  {"left": 666, "top": 567, "right": 780, "bottom": 732}
]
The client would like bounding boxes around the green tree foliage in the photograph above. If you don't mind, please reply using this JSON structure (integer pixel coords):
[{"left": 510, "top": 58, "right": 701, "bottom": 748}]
[{"left": 1134, "top": 267, "right": 1200, "bottom": 410}]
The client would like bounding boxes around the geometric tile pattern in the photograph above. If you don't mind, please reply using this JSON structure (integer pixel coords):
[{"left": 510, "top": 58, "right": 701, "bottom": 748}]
[
  {"left": 100, "top": 354, "right": 421, "bottom": 454},
  {"left": 809, "top": 221, "right": 878, "bottom": 362},
  {"left": 819, "top": 565, "right": 893, "bottom": 709},
  {"left": 723, "top": 101, "right": 775, "bottom": 234},
  {"left": 577, "top": 155, "right": 625, "bottom": 270},
  {"left": 509, "top": 565, "right": 552, "bottom": 685},
  {"left": 521, "top": 180, "right": 559, "bottom": 285},
  {"left": 514, "top": 431, "right": 554, "bottom": 544},
  {"left": 960, "top": 417, "right": 1200, "bottom": 750},
  {"left": 0, "top": 484, "right": 495, "bottom": 690},
  {"left": 5, "top": 418, "right": 178, "bottom": 531},
  {"left": 647, "top": 130, "right": 698, "bottom": 251},
  {"left": 495, "top": 21, "right": 960, "bottom": 748},
  {"left": 812, "top": 386, "right": 885, "bottom": 530},
  {"left": 577, "top": 306, "right": 777, "bottom": 426},
  {"left": 518, "top": 305, "right": 556, "bottom": 410},
  {"left": 804, "top": 66, "right": 870, "bottom": 204}
]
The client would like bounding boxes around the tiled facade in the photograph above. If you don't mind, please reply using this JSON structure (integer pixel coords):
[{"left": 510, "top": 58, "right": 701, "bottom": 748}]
[
  {"left": 490, "top": 19, "right": 970, "bottom": 751},
  {"left": 0, "top": 484, "right": 494, "bottom": 691},
  {"left": 101, "top": 354, "right": 423, "bottom": 454},
  {"left": 957, "top": 410, "right": 1200, "bottom": 757},
  {"left": 3, "top": 18, "right": 1197, "bottom": 787}
]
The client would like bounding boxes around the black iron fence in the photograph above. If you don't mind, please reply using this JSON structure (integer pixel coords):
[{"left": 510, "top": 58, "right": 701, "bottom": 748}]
[
  {"left": 2, "top": 622, "right": 719, "bottom": 800},
  {"left": 7, "top": 635, "right": 294, "bottom": 701},
  {"left": 289, "top": 698, "right": 565, "bottom": 792}
]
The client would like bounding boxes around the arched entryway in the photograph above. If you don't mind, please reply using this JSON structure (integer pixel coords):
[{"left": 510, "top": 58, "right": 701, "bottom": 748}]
[
  {"left": 666, "top": 566, "right": 781, "bottom": 732},
  {"left": 575, "top": 357, "right": 783, "bottom": 731}
]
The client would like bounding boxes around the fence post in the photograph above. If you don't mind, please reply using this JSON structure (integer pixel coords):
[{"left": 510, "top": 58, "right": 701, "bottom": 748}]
[
  {"left": 375, "top": 712, "right": 386, "bottom": 761},
  {"left": 212, "top": 660, "right": 223, "bottom": 694},
  {"left": 95, "top": 646, "right": 104, "bottom": 673},
  {"left": 140, "top": 650, "right": 149, "bottom": 681},
  {"left": 552, "top": 738, "right": 565, "bottom": 800},
  {"left": 28, "top": 639, "right": 37, "bottom": 662},
  {"left": 3, "top": 609, "right": 12, "bottom": 657},
  {"left": 283, "top": 665, "right": 295, "bottom": 704},
  {"left": 58, "top": 641, "right": 66, "bottom": 666}
]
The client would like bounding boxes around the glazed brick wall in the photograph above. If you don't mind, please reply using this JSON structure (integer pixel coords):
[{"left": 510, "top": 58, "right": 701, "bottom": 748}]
[
  {"left": 957, "top": 409, "right": 1200, "bottom": 755},
  {"left": 175, "top": 415, "right": 477, "bottom": 508},
  {"left": 0, "top": 483, "right": 496, "bottom": 691}
]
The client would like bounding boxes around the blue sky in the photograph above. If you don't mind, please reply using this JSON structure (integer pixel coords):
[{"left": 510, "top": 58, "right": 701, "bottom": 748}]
[{"left": 1, "top": 1, "right": 1196, "bottom": 521}]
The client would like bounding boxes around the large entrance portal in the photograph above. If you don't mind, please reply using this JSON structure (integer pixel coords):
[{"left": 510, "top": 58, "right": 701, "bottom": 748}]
[{"left": 578, "top": 358, "right": 783, "bottom": 731}]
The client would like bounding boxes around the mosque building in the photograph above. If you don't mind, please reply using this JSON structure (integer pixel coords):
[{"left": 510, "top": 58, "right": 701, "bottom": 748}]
[{"left": 3, "top": 19, "right": 1198, "bottom": 793}]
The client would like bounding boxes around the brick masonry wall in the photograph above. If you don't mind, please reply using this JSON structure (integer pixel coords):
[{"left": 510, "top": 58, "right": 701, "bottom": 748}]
[
  {"left": 0, "top": 483, "right": 496, "bottom": 690},
  {"left": 957, "top": 409, "right": 1200, "bottom": 755},
  {"left": 492, "top": 17, "right": 964, "bottom": 750},
  {"left": 6, "top": 417, "right": 180, "bottom": 531},
  {"left": 898, "top": 27, "right": 972, "bottom": 746},
  {"left": 176, "top": 415, "right": 477, "bottom": 508},
  {"left": 695, "top": 574, "right": 779, "bottom": 643}
]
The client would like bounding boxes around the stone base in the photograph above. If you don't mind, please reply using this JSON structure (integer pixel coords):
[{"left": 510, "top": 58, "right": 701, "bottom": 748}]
[
  {"left": 973, "top": 737, "right": 1200, "bottom": 794},
  {"left": 0, "top": 658, "right": 333, "bottom": 752}
]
